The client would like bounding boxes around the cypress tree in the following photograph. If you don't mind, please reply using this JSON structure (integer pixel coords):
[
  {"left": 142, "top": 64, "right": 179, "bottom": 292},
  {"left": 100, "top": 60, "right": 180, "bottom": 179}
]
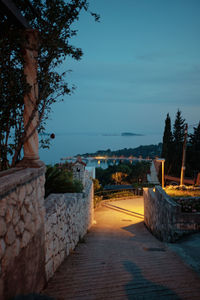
[
  {"left": 161, "top": 113, "right": 173, "bottom": 174},
  {"left": 173, "top": 109, "right": 185, "bottom": 144},
  {"left": 171, "top": 109, "right": 185, "bottom": 176}
]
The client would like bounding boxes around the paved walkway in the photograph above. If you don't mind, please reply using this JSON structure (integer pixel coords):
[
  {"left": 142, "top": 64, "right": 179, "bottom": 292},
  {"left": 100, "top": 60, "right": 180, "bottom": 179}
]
[{"left": 43, "top": 198, "right": 200, "bottom": 299}]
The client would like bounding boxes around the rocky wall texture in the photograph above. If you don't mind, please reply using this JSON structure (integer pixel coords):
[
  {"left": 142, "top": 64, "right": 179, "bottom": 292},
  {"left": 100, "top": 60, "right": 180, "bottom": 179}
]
[
  {"left": 0, "top": 168, "right": 94, "bottom": 299},
  {"left": 44, "top": 178, "right": 93, "bottom": 280},
  {"left": 0, "top": 167, "right": 46, "bottom": 300},
  {"left": 143, "top": 186, "right": 200, "bottom": 242}
]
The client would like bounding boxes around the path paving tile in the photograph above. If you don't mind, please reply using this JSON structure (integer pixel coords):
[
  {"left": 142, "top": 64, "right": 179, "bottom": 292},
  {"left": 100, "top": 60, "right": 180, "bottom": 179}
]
[{"left": 43, "top": 198, "right": 200, "bottom": 299}]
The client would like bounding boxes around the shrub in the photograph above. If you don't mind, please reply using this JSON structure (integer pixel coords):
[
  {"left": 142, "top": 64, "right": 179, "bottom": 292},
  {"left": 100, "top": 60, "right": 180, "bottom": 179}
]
[{"left": 45, "top": 165, "right": 83, "bottom": 198}]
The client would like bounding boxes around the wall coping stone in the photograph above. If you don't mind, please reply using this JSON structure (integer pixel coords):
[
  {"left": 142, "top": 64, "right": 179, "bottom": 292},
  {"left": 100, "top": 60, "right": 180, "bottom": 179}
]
[
  {"left": 0, "top": 167, "right": 24, "bottom": 178},
  {"left": 146, "top": 186, "right": 182, "bottom": 211},
  {"left": 144, "top": 186, "right": 200, "bottom": 242},
  {"left": 155, "top": 185, "right": 180, "bottom": 207},
  {"left": 0, "top": 166, "right": 46, "bottom": 199}
]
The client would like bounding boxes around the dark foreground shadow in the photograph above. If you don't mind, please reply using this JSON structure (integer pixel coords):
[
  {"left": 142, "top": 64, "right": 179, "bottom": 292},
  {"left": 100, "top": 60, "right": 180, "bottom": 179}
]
[
  {"left": 12, "top": 294, "right": 55, "bottom": 300},
  {"left": 123, "top": 261, "right": 181, "bottom": 299}
]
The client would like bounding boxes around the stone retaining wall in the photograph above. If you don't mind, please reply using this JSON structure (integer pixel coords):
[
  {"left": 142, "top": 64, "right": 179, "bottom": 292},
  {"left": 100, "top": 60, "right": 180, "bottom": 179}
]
[
  {"left": 0, "top": 167, "right": 94, "bottom": 299},
  {"left": 143, "top": 186, "right": 200, "bottom": 242},
  {"left": 0, "top": 167, "right": 46, "bottom": 300},
  {"left": 44, "top": 178, "right": 93, "bottom": 280}
]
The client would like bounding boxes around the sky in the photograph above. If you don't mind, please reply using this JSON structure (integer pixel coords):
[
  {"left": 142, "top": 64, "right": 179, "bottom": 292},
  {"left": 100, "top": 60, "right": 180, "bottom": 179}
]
[{"left": 46, "top": 0, "right": 200, "bottom": 137}]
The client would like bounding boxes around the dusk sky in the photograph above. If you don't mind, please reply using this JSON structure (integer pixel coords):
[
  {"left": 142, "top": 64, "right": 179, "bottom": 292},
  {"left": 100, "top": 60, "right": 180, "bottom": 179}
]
[{"left": 46, "top": 0, "right": 200, "bottom": 137}]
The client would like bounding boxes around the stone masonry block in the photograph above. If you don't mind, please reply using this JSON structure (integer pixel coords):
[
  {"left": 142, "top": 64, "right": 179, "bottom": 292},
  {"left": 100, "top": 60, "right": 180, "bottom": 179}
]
[
  {"left": 26, "top": 203, "right": 35, "bottom": 215},
  {"left": 0, "top": 199, "right": 7, "bottom": 217},
  {"left": 15, "top": 220, "right": 25, "bottom": 236},
  {"left": 25, "top": 219, "right": 35, "bottom": 235},
  {"left": 5, "top": 205, "right": 14, "bottom": 223},
  {"left": 24, "top": 212, "right": 32, "bottom": 228},
  {"left": 21, "top": 230, "right": 31, "bottom": 248},
  {"left": 5, "top": 225, "right": 16, "bottom": 245},
  {"left": 26, "top": 183, "right": 33, "bottom": 196},
  {"left": 0, "top": 239, "right": 6, "bottom": 259},
  {"left": 13, "top": 238, "right": 20, "bottom": 257},
  {"left": 18, "top": 185, "right": 26, "bottom": 206},
  {"left": 12, "top": 209, "right": 20, "bottom": 226},
  {"left": 21, "top": 205, "right": 27, "bottom": 222},
  {"left": 0, "top": 217, "right": 7, "bottom": 237},
  {"left": 7, "top": 192, "right": 18, "bottom": 206}
]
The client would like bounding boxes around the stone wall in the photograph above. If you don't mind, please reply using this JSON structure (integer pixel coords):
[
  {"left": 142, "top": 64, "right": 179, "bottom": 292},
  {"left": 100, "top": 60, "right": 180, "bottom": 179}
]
[
  {"left": 0, "top": 167, "right": 94, "bottom": 299},
  {"left": 0, "top": 167, "right": 46, "bottom": 300},
  {"left": 143, "top": 186, "right": 200, "bottom": 242},
  {"left": 44, "top": 177, "right": 93, "bottom": 280}
]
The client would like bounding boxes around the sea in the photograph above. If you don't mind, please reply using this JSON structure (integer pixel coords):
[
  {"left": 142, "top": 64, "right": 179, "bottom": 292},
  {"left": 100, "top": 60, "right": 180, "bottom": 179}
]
[{"left": 39, "top": 132, "right": 162, "bottom": 166}]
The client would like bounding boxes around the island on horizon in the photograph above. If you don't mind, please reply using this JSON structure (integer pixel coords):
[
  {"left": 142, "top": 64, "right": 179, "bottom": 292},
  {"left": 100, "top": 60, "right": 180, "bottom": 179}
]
[{"left": 121, "top": 132, "right": 144, "bottom": 136}]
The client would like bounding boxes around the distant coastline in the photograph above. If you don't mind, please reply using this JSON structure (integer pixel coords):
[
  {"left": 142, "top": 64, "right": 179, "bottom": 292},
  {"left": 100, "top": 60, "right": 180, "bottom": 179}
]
[
  {"left": 79, "top": 143, "right": 162, "bottom": 159},
  {"left": 39, "top": 132, "right": 163, "bottom": 165}
]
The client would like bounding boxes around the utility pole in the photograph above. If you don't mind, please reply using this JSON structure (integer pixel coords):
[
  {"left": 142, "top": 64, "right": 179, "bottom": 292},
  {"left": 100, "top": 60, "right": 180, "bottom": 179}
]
[{"left": 180, "top": 123, "right": 188, "bottom": 186}]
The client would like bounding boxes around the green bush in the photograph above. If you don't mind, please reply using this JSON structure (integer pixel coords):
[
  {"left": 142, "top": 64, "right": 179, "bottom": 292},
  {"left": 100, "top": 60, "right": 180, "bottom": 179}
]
[{"left": 45, "top": 165, "right": 83, "bottom": 198}]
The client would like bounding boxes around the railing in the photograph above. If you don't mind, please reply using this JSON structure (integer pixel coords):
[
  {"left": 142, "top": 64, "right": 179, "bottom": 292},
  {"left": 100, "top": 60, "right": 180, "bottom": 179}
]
[
  {"left": 95, "top": 188, "right": 143, "bottom": 199},
  {"left": 94, "top": 189, "right": 143, "bottom": 208}
]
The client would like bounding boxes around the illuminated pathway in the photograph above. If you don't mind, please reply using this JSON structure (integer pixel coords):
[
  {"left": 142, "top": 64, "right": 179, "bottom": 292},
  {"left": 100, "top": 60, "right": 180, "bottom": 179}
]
[{"left": 43, "top": 198, "right": 200, "bottom": 299}]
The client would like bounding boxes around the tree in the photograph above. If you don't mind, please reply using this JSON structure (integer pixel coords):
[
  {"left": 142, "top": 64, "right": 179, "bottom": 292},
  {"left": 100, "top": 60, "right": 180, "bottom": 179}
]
[
  {"left": 173, "top": 109, "right": 185, "bottom": 144},
  {"left": 186, "top": 122, "right": 200, "bottom": 177},
  {"left": 111, "top": 172, "right": 128, "bottom": 185},
  {"left": 161, "top": 113, "right": 173, "bottom": 174},
  {"left": 189, "top": 122, "right": 200, "bottom": 151},
  {"left": 170, "top": 109, "right": 185, "bottom": 176},
  {"left": 93, "top": 178, "right": 101, "bottom": 193},
  {"left": 0, "top": 0, "right": 99, "bottom": 170},
  {"left": 96, "top": 161, "right": 150, "bottom": 186}
]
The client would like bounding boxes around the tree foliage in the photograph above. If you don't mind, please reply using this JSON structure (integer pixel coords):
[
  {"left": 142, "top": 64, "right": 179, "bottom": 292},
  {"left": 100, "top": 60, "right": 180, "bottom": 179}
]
[
  {"left": 162, "top": 110, "right": 200, "bottom": 178},
  {"left": 189, "top": 122, "right": 200, "bottom": 151},
  {"left": 96, "top": 161, "right": 151, "bottom": 187},
  {"left": 161, "top": 113, "right": 173, "bottom": 174},
  {"left": 0, "top": 0, "right": 99, "bottom": 170},
  {"left": 173, "top": 109, "right": 185, "bottom": 144},
  {"left": 80, "top": 144, "right": 162, "bottom": 159},
  {"left": 186, "top": 122, "right": 200, "bottom": 177},
  {"left": 92, "top": 178, "right": 101, "bottom": 193},
  {"left": 45, "top": 165, "right": 83, "bottom": 198},
  {"left": 171, "top": 109, "right": 186, "bottom": 176}
]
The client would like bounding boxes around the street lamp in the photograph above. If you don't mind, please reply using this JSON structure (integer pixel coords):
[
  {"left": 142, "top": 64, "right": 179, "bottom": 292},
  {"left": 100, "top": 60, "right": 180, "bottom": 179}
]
[
  {"left": 156, "top": 158, "right": 165, "bottom": 189},
  {"left": 180, "top": 124, "right": 188, "bottom": 187}
]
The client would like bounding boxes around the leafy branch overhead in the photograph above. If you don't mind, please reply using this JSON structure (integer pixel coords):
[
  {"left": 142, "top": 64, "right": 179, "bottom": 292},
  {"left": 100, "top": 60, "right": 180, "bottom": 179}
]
[{"left": 0, "top": 0, "right": 99, "bottom": 170}]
